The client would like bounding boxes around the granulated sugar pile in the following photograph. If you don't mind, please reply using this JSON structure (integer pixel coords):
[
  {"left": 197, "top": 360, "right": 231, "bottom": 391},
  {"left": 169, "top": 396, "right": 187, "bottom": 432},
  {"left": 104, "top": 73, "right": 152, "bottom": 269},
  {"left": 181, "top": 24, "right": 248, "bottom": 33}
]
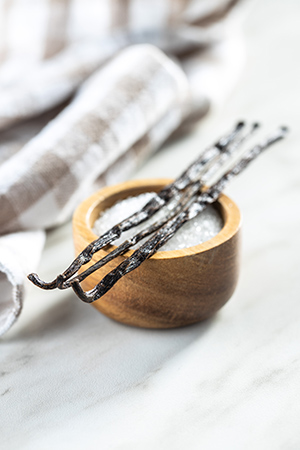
[{"left": 93, "top": 192, "right": 223, "bottom": 251}]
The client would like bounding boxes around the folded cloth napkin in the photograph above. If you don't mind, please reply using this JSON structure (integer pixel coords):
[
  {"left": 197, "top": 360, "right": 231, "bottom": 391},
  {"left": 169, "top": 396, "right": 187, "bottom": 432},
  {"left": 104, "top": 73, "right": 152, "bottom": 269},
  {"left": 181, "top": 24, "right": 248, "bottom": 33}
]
[
  {"left": 0, "top": 0, "right": 244, "bottom": 335},
  {"left": 0, "top": 231, "right": 45, "bottom": 335}
]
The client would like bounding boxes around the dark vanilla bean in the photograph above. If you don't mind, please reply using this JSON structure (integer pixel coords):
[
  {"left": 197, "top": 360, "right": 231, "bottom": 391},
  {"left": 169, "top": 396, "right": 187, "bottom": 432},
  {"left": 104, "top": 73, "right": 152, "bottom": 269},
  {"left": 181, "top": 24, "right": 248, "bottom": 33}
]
[
  {"left": 28, "top": 121, "right": 246, "bottom": 290},
  {"left": 71, "top": 126, "right": 288, "bottom": 303}
]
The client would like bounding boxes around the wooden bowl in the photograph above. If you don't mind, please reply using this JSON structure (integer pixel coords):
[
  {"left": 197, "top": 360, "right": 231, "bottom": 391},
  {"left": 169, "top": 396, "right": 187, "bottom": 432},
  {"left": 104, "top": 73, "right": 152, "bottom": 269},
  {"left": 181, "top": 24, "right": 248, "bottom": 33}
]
[{"left": 73, "top": 178, "right": 241, "bottom": 328}]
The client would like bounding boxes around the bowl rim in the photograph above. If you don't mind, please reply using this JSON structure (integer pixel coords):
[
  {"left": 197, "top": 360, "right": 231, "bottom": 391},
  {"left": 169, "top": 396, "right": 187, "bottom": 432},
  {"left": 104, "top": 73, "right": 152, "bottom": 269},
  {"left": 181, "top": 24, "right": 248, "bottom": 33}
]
[{"left": 73, "top": 178, "right": 241, "bottom": 260}]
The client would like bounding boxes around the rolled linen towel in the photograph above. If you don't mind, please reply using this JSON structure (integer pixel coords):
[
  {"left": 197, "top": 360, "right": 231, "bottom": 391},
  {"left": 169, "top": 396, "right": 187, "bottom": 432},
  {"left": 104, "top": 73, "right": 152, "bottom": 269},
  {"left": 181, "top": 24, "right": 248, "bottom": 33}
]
[
  {"left": 0, "top": 45, "right": 191, "bottom": 235},
  {"left": 0, "top": 231, "right": 45, "bottom": 336},
  {"left": 0, "top": 41, "right": 124, "bottom": 132},
  {"left": 0, "top": 45, "right": 193, "bottom": 333}
]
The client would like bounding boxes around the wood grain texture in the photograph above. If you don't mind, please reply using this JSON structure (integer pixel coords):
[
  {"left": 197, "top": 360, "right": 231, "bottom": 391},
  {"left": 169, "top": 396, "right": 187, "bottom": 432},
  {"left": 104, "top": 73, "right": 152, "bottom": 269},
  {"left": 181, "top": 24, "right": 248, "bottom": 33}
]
[{"left": 73, "top": 179, "right": 241, "bottom": 328}]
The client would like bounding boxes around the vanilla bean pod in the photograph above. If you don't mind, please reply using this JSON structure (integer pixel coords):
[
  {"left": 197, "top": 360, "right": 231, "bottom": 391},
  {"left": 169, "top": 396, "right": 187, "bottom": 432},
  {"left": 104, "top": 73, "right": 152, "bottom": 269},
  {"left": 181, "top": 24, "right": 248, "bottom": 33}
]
[
  {"left": 200, "top": 122, "right": 259, "bottom": 185},
  {"left": 63, "top": 181, "right": 203, "bottom": 288},
  {"left": 68, "top": 122, "right": 261, "bottom": 289},
  {"left": 28, "top": 121, "right": 245, "bottom": 290},
  {"left": 71, "top": 126, "right": 287, "bottom": 303}
]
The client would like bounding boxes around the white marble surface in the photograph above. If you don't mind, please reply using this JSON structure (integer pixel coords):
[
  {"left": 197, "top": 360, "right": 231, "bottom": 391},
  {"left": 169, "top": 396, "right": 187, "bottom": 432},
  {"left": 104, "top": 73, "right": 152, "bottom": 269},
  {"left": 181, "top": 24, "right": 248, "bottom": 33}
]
[{"left": 1, "top": 1, "right": 300, "bottom": 448}]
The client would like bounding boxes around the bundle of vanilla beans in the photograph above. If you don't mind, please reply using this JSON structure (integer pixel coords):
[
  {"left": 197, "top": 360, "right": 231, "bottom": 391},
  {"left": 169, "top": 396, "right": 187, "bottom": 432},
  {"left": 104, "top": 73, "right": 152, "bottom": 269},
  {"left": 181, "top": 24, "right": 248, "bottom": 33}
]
[{"left": 28, "top": 122, "right": 287, "bottom": 303}]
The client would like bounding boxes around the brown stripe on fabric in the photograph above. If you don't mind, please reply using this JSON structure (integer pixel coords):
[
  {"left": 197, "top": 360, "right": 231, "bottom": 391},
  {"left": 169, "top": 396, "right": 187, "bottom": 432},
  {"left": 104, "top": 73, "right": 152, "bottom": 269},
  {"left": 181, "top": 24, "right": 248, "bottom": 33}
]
[
  {"left": 130, "top": 133, "right": 151, "bottom": 160},
  {"left": 45, "top": 78, "right": 148, "bottom": 173},
  {"left": 52, "top": 167, "right": 79, "bottom": 208},
  {"left": 0, "top": 99, "right": 71, "bottom": 164},
  {"left": 54, "top": 59, "right": 162, "bottom": 167},
  {"left": 3, "top": 216, "right": 21, "bottom": 234},
  {"left": 76, "top": 113, "right": 118, "bottom": 150},
  {"left": 110, "top": 0, "right": 130, "bottom": 31},
  {"left": 43, "top": 0, "right": 72, "bottom": 59},
  {"left": 189, "top": 0, "right": 240, "bottom": 27},
  {"left": 52, "top": 113, "right": 117, "bottom": 170},
  {"left": 94, "top": 172, "right": 106, "bottom": 190},
  {"left": 0, "top": 195, "right": 20, "bottom": 234},
  {"left": 168, "top": 0, "right": 190, "bottom": 25},
  {"left": 32, "top": 151, "right": 76, "bottom": 189},
  {"left": 53, "top": 65, "right": 158, "bottom": 197},
  {"left": 0, "top": 151, "right": 75, "bottom": 231}
]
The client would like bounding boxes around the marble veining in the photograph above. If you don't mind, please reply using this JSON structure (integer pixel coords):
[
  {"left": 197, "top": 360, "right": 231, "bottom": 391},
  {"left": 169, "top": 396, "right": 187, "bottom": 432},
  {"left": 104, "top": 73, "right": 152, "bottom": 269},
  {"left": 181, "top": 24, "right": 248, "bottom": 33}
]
[{"left": 1, "top": 1, "right": 300, "bottom": 448}]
